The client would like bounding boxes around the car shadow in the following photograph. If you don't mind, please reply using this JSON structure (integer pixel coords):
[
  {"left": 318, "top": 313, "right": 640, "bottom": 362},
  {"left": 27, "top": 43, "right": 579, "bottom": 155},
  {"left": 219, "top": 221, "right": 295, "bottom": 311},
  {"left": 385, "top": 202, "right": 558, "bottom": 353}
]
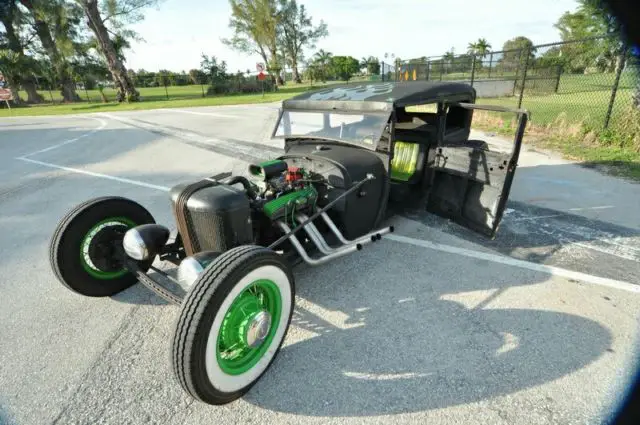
[
  {"left": 0, "top": 402, "right": 15, "bottom": 425},
  {"left": 243, "top": 256, "right": 613, "bottom": 416}
]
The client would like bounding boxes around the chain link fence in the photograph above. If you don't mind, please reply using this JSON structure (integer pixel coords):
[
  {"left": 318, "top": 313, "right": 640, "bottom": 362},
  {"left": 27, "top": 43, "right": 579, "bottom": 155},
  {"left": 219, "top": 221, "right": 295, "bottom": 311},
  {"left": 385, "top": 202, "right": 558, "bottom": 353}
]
[
  {"left": 2, "top": 63, "right": 390, "bottom": 107},
  {"left": 4, "top": 69, "right": 280, "bottom": 105},
  {"left": 3, "top": 36, "right": 638, "bottom": 149},
  {"left": 390, "top": 36, "right": 639, "bottom": 145}
]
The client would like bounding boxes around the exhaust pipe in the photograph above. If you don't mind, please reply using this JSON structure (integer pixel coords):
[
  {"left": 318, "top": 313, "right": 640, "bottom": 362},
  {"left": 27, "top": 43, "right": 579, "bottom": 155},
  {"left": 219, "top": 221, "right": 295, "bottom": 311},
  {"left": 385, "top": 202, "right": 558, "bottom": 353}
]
[
  {"left": 319, "top": 212, "right": 394, "bottom": 245},
  {"left": 276, "top": 221, "right": 362, "bottom": 266}
]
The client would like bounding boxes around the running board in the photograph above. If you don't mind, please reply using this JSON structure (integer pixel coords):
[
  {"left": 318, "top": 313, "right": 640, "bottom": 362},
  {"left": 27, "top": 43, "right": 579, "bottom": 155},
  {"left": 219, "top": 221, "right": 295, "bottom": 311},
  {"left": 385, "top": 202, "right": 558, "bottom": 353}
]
[{"left": 276, "top": 213, "right": 394, "bottom": 266}]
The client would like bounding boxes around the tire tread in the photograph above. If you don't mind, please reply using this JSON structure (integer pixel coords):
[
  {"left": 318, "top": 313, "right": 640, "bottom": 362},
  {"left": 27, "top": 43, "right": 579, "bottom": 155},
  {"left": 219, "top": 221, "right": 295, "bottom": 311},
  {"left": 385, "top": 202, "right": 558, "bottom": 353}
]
[{"left": 171, "top": 245, "right": 293, "bottom": 404}]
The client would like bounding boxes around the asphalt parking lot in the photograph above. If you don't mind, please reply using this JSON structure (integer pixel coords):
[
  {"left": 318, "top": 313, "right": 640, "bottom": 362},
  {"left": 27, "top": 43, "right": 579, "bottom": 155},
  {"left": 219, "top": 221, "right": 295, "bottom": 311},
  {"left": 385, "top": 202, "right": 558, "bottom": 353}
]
[{"left": 1, "top": 104, "right": 639, "bottom": 425}]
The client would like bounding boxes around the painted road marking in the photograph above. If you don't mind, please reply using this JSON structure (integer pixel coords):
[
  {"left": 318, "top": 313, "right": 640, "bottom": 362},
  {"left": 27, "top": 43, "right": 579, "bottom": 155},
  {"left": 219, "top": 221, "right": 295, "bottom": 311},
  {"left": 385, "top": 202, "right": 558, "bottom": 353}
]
[
  {"left": 166, "top": 109, "right": 241, "bottom": 118},
  {"left": 15, "top": 156, "right": 637, "bottom": 293},
  {"left": 20, "top": 117, "right": 107, "bottom": 158},
  {"left": 15, "top": 157, "right": 170, "bottom": 191},
  {"left": 568, "top": 206, "right": 615, "bottom": 211},
  {"left": 385, "top": 234, "right": 639, "bottom": 294},
  {"left": 98, "top": 113, "right": 281, "bottom": 163},
  {"left": 511, "top": 214, "right": 563, "bottom": 222}
]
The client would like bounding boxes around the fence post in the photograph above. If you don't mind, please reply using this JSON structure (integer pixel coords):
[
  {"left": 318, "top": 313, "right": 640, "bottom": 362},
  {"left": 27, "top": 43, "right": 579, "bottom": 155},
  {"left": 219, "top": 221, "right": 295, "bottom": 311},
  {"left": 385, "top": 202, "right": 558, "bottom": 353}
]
[
  {"left": 488, "top": 52, "right": 492, "bottom": 78},
  {"left": 604, "top": 41, "right": 628, "bottom": 129},
  {"left": 425, "top": 60, "right": 430, "bottom": 81},
  {"left": 470, "top": 54, "right": 477, "bottom": 86},
  {"left": 554, "top": 65, "right": 562, "bottom": 93},
  {"left": 517, "top": 47, "right": 530, "bottom": 109}
]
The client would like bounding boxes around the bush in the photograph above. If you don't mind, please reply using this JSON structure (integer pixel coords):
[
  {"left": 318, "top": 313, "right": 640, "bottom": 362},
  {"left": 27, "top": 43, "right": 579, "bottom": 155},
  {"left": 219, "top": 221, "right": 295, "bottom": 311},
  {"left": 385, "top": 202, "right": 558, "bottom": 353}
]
[{"left": 206, "top": 77, "right": 275, "bottom": 95}]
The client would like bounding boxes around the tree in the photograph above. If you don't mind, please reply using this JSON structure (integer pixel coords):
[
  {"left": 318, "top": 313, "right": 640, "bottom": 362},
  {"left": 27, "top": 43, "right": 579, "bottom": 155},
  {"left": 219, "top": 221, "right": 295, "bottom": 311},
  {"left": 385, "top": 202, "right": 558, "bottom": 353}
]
[
  {"left": 443, "top": 47, "right": 455, "bottom": 73},
  {"left": 75, "top": 0, "right": 159, "bottom": 102},
  {"left": 554, "top": 0, "right": 625, "bottom": 74},
  {"left": 19, "top": 0, "right": 82, "bottom": 102},
  {"left": 360, "top": 56, "right": 380, "bottom": 75},
  {"left": 329, "top": 55, "right": 359, "bottom": 82},
  {"left": 188, "top": 68, "right": 206, "bottom": 85},
  {"left": 0, "top": 0, "right": 44, "bottom": 103},
  {"left": 311, "top": 48, "right": 332, "bottom": 81},
  {"left": 278, "top": 0, "right": 327, "bottom": 83},
  {"left": 222, "top": 0, "right": 283, "bottom": 86},
  {"left": 476, "top": 38, "right": 492, "bottom": 56},
  {"left": 466, "top": 42, "right": 477, "bottom": 55},
  {"left": 500, "top": 36, "right": 536, "bottom": 72}
]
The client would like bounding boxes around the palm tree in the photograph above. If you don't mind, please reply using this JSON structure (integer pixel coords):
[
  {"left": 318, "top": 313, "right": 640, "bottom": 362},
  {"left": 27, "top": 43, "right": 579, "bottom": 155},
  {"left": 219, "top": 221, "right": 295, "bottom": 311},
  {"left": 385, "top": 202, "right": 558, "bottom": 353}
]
[
  {"left": 443, "top": 47, "right": 455, "bottom": 74},
  {"left": 313, "top": 49, "right": 333, "bottom": 81},
  {"left": 475, "top": 38, "right": 492, "bottom": 58}
]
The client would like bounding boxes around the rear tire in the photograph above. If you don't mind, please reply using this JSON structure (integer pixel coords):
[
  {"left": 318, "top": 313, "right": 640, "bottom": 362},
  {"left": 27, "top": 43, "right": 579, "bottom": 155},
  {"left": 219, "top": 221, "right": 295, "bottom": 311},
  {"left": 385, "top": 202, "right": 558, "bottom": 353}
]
[
  {"left": 49, "top": 196, "right": 155, "bottom": 297},
  {"left": 171, "top": 245, "right": 295, "bottom": 405}
]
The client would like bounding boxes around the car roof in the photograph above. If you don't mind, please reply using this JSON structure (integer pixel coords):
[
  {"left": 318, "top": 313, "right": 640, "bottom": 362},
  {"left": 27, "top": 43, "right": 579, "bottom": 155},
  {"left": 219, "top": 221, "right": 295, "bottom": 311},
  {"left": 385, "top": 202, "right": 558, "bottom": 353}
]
[{"left": 282, "top": 81, "right": 476, "bottom": 113}]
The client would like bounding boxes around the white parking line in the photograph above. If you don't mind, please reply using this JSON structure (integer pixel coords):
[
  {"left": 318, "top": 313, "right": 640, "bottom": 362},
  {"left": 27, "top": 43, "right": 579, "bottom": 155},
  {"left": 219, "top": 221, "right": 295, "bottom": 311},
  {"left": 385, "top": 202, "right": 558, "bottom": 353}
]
[
  {"left": 13, "top": 153, "right": 638, "bottom": 293},
  {"left": 16, "top": 157, "right": 170, "bottom": 191},
  {"left": 568, "top": 206, "right": 615, "bottom": 211},
  {"left": 167, "top": 109, "right": 241, "bottom": 118},
  {"left": 385, "top": 234, "right": 639, "bottom": 294},
  {"left": 20, "top": 117, "right": 107, "bottom": 158}
]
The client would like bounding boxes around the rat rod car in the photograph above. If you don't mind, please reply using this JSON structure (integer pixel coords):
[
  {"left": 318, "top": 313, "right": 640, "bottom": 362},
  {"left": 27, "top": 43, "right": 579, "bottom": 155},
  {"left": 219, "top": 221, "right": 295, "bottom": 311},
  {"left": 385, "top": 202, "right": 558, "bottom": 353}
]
[{"left": 49, "top": 81, "right": 528, "bottom": 405}]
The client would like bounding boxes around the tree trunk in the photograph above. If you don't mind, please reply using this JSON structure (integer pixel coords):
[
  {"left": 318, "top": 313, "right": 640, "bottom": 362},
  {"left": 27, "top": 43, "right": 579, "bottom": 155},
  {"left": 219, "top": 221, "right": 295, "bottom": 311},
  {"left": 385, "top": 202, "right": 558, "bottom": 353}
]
[
  {"left": 6, "top": 77, "right": 23, "bottom": 105},
  {"left": 0, "top": 2, "right": 43, "bottom": 103},
  {"left": 23, "top": 77, "right": 44, "bottom": 103},
  {"left": 82, "top": 0, "right": 139, "bottom": 102},
  {"left": 291, "top": 58, "right": 301, "bottom": 83},
  {"left": 19, "top": 0, "right": 80, "bottom": 102},
  {"left": 33, "top": 20, "right": 80, "bottom": 102},
  {"left": 268, "top": 47, "right": 284, "bottom": 87}
]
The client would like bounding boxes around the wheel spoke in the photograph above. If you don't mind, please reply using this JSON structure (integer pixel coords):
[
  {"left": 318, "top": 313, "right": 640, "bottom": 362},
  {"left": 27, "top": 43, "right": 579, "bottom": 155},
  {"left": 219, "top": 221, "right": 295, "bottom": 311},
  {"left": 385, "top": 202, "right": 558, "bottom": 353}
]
[{"left": 215, "top": 279, "right": 283, "bottom": 375}]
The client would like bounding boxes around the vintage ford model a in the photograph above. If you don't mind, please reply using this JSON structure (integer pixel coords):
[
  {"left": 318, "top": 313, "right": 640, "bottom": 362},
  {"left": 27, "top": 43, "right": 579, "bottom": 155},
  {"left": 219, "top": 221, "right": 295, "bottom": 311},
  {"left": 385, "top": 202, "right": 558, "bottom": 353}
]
[{"left": 49, "top": 81, "right": 528, "bottom": 405}]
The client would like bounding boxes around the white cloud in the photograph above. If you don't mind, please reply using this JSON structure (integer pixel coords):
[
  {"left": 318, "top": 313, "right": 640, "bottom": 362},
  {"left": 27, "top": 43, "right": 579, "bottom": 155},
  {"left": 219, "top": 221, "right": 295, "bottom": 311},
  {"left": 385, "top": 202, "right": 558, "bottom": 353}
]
[{"left": 123, "top": 0, "right": 580, "bottom": 72}]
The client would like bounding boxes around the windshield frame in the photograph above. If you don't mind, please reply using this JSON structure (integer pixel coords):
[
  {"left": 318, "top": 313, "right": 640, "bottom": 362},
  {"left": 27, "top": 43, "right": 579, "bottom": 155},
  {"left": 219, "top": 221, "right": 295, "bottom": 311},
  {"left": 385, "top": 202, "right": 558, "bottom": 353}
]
[{"left": 271, "top": 107, "right": 392, "bottom": 151}]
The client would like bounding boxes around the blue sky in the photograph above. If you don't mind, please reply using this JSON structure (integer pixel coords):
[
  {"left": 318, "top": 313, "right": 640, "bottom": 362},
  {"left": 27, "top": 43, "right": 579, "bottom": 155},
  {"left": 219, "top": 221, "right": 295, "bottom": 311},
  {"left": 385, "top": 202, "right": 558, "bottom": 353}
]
[{"left": 123, "top": 0, "right": 581, "bottom": 73}]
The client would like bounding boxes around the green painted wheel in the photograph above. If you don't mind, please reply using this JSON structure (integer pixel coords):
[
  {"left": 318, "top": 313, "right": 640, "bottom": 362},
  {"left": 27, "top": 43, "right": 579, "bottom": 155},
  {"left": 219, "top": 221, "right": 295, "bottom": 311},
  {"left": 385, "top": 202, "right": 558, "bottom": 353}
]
[
  {"left": 49, "top": 197, "right": 155, "bottom": 297},
  {"left": 171, "top": 245, "right": 295, "bottom": 405},
  {"left": 216, "top": 279, "right": 282, "bottom": 375},
  {"left": 79, "top": 217, "right": 138, "bottom": 280}
]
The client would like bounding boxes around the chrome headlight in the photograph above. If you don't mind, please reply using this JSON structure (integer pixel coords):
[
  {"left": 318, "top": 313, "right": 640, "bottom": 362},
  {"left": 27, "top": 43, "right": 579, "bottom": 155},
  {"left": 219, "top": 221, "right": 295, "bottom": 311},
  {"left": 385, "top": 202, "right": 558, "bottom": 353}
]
[
  {"left": 122, "top": 224, "right": 170, "bottom": 261},
  {"left": 177, "top": 251, "right": 219, "bottom": 290}
]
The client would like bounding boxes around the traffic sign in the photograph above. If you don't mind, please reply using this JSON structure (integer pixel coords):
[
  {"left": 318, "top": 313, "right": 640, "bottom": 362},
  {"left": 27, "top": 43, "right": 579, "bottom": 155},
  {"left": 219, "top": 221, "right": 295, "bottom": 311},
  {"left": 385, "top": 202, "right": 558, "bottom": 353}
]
[
  {"left": 258, "top": 72, "right": 266, "bottom": 81},
  {"left": 0, "top": 88, "right": 13, "bottom": 109},
  {"left": 256, "top": 63, "right": 265, "bottom": 73},
  {"left": 0, "top": 88, "right": 13, "bottom": 101}
]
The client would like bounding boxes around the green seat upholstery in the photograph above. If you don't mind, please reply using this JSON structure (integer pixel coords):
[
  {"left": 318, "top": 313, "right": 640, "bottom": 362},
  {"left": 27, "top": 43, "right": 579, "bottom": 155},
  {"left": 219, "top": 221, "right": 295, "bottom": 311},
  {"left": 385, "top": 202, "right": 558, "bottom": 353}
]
[{"left": 390, "top": 141, "right": 420, "bottom": 182}]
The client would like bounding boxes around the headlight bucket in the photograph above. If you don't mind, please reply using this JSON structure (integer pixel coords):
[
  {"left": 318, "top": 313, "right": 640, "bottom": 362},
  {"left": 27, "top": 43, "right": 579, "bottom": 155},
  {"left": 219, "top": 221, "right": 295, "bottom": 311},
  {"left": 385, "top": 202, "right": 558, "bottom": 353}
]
[
  {"left": 122, "top": 224, "right": 170, "bottom": 261},
  {"left": 177, "top": 251, "right": 219, "bottom": 290}
]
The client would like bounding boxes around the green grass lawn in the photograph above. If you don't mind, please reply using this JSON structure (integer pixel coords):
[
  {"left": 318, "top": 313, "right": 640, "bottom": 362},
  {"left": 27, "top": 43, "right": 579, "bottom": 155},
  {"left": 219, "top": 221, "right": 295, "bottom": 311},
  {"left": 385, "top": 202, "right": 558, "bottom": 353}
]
[
  {"left": 2, "top": 73, "right": 637, "bottom": 181},
  {"left": 478, "top": 89, "right": 634, "bottom": 129},
  {"left": 0, "top": 81, "right": 343, "bottom": 117}
]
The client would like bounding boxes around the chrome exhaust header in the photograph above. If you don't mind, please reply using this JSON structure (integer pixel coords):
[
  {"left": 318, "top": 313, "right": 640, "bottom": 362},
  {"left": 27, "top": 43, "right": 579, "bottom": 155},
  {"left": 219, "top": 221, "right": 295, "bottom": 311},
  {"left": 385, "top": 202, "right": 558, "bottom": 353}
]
[
  {"left": 319, "top": 212, "right": 394, "bottom": 244},
  {"left": 276, "top": 221, "right": 363, "bottom": 266}
]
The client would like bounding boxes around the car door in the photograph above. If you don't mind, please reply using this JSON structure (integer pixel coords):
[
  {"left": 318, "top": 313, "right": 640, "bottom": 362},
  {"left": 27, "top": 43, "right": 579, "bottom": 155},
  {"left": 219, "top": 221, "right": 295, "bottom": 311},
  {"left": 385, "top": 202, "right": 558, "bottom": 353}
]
[{"left": 425, "top": 102, "right": 529, "bottom": 238}]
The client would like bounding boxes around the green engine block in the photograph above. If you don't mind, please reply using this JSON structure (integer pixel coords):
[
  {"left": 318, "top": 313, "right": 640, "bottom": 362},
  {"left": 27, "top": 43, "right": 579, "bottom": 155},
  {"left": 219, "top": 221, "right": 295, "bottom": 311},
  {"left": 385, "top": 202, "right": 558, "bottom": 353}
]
[{"left": 263, "top": 185, "right": 318, "bottom": 221}]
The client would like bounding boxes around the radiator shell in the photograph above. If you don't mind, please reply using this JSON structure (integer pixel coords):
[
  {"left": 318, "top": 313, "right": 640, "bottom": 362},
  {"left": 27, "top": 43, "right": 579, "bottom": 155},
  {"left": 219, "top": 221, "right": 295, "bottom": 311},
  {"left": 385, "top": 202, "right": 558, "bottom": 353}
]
[{"left": 170, "top": 182, "right": 253, "bottom": 255}]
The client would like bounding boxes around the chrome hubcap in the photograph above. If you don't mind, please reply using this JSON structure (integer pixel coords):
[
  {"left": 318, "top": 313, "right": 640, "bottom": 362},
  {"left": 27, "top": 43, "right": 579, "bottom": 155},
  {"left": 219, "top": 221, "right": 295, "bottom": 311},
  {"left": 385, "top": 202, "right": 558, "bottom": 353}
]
[{"left": 244, "top": 311, "right": 272, "bottom": 348}]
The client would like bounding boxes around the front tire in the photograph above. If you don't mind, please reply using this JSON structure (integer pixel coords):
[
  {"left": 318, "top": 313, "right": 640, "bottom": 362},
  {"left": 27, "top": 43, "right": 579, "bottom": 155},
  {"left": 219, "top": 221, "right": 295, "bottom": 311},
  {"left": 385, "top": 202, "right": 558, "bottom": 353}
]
[
  {"left": 49, "top": 196, "right": 155, "bottom": 297},
  {"left": 171, "top": 245, "right": 295, "bottom": 405}
]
